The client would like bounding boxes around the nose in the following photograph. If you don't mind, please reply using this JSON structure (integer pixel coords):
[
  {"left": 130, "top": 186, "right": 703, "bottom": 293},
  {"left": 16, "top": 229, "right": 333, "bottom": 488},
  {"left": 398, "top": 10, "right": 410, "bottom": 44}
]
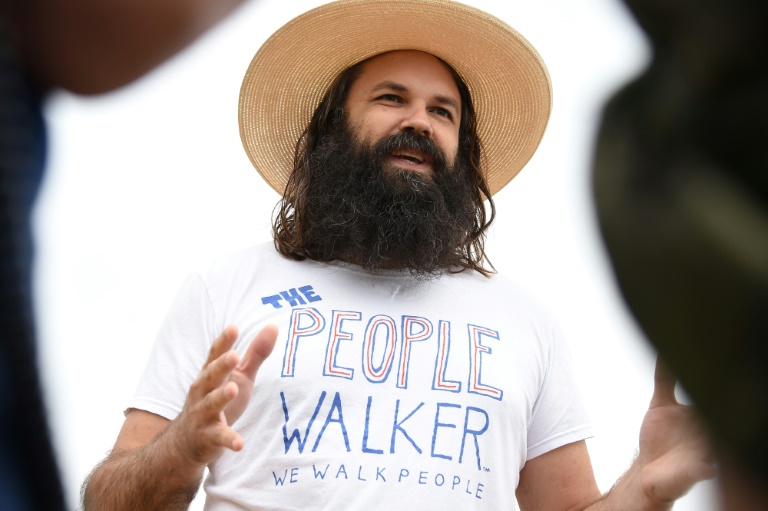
[{"left": 399, "top": 105, "right": 433, "bottom": 137}]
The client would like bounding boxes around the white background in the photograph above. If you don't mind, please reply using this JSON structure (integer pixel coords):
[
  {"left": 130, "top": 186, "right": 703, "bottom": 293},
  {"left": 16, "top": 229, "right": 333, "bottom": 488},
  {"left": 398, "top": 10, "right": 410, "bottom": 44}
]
[{"left": 33, "top": 0, "right": 720, "bottom": 509}]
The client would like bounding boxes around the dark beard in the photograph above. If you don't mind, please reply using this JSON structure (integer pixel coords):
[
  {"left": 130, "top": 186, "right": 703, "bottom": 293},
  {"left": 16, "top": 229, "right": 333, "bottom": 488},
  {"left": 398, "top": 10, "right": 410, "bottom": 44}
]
[{"left": 301, "top": 126, "right": 478, "bottom": 278}]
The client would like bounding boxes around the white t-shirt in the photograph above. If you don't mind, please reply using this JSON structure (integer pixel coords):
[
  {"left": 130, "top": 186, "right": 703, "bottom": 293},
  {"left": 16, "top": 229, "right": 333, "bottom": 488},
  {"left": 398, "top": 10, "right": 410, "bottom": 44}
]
[{"left": 130, "top": 243, "right": 591, "bottom": 510}]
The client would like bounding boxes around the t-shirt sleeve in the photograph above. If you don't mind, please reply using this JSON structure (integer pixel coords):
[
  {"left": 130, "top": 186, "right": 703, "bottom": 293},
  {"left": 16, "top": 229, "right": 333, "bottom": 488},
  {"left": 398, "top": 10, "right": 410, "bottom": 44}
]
[
  {"left": 526, "top": 317, "right": 592, "bottom": 460},
  {"left": 127, "top": 273, "right": 220, "bottom": 420}
]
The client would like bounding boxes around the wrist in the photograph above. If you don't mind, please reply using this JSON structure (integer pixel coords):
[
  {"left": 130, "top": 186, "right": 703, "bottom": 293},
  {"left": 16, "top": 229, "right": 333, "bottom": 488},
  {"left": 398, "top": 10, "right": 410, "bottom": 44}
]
[
  {"left": 157, "top": 419, "right": 208, "bottom": 483},
  {"left": 599, "top": 463, "right": 674, "bottom": 511}
]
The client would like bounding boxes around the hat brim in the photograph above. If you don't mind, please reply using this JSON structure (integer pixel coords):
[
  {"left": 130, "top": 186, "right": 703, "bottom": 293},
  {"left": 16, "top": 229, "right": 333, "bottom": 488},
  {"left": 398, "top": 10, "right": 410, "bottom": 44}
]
[{"left": 239, "top": 0, "right": 551, "bottom": 196}]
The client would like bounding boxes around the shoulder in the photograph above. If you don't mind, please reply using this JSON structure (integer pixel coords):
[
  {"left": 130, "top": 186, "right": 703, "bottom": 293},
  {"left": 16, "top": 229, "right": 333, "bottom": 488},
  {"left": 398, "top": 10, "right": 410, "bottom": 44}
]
[
  {"left": 190, "top": 242, "right": 340, "bottom": 302},
  {"left": 449, "top": 270, "right": 553, "bottom": 315},
  {"left": 200, "top": 242, "right": 295, "bottom": 279}
]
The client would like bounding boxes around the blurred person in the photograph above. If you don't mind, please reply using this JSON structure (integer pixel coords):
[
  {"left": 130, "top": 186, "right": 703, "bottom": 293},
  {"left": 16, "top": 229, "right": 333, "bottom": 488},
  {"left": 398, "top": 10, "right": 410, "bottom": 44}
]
[
  {"left": 83, "top": 1, "right": 715, "bottom": 509},
  {"left": 1, "top": 0, "right": 263, "bottom": 508},
  {"left": 593, "top": 0, "right": 768, "bottom": 509}
]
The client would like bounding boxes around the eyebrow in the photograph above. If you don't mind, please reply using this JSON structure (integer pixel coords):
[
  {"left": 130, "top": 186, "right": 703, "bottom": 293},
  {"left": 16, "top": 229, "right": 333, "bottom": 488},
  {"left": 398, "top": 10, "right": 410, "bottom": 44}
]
[{"left": 370, "top": 80, "right": 460, "bottom": 112}]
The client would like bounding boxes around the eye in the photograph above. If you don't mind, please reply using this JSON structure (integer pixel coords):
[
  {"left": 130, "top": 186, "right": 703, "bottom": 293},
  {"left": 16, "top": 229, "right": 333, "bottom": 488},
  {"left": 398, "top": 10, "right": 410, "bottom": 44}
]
[
  {"left": 376, "top": 94, "right": 403, "bottom": 103},
  {"left": 432, "top": 107, "right": 454, "bottom": 121}
]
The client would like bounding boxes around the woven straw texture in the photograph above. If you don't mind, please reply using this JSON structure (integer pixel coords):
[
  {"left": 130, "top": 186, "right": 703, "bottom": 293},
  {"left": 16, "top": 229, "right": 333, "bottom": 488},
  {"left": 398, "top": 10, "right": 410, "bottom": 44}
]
[{"left": 239, "top": 0, "right": 551, "bottom": 195}]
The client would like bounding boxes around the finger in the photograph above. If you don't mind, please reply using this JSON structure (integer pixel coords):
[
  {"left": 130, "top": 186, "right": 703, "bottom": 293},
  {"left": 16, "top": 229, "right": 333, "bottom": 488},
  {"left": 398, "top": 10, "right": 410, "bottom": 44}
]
[
  {"left": 198, "top": 381, "right": 239, "bottom": 422},
  {"left": 238, "top": 324, "right": 278, "bottom": 381},
  {"left": 690, "top": 462, "right": 717, "bottom": 482},
  {"left": 203, "top": 325, "right": 239, "bottom": 369},
  {"left": 650, "top": 356, "right": 678, "bottom": 408},
  {"left": 190, "top": 349, "right": 238, "bottom": 401},
  {"left": 206, "top": 421, "right": 245, "bottom": 452}
]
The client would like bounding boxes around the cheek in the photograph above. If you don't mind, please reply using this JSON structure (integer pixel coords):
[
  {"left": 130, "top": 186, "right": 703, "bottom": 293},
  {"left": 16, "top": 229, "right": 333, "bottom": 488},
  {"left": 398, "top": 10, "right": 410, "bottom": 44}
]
[
  {"left": 359, "top": 117, "right": 398, "bottom": 145},
  {"left": 346, "top": 117, "right": 375, "bottom": 146},
  {"left": 437, "top": 132, "right": 460, "bottom": 165}
]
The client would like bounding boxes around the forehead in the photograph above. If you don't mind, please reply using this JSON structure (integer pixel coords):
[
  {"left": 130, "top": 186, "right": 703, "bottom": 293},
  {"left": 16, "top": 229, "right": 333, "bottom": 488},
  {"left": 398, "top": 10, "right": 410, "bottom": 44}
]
[{"left": 352, "top": 50, "right": 461, "bottom": 99}]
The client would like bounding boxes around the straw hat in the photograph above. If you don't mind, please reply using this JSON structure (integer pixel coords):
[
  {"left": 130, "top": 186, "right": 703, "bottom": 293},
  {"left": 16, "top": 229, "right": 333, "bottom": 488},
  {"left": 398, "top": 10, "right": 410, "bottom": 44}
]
[{"left": 239, "top": 0, "right": 551, "bottom": 196}]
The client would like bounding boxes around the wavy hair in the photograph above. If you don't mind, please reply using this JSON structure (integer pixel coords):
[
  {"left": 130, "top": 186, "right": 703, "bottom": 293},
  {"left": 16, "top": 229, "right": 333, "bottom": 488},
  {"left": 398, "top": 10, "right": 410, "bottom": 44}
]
[{"left": 273, "top": 53, "right": 496, "bottom": 276}]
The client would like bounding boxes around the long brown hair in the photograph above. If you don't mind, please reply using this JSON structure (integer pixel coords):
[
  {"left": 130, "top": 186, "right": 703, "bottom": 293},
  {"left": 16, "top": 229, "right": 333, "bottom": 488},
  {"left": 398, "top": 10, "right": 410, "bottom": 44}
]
[{"left": 273, "top": 53, "right": 496, "bottom": 277}]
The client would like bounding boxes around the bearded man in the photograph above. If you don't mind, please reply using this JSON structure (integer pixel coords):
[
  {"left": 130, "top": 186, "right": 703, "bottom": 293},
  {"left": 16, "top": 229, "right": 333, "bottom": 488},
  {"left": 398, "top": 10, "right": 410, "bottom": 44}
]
[{"left": 82, "top": 1, "right": 713, "bottom": 510}]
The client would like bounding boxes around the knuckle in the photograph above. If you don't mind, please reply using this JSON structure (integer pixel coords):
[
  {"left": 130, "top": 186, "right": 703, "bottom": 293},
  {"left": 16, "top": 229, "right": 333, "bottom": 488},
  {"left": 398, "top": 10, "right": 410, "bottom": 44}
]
[{"left": 189, "top": 377, "right": 203, "bottom": 395}]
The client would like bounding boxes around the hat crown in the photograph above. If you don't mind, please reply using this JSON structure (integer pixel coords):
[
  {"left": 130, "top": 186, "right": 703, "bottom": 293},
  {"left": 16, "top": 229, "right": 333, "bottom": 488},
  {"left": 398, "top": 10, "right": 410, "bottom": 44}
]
[{"left": 239, "top": 0, "right": 551, "bottom": 196}]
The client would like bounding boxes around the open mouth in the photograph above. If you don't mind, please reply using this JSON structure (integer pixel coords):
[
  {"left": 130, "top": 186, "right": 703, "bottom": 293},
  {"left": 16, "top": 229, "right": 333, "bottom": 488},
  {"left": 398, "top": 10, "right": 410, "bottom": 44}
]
[{"left": 391, "top": 150, "right": 431, "bottom": 167}]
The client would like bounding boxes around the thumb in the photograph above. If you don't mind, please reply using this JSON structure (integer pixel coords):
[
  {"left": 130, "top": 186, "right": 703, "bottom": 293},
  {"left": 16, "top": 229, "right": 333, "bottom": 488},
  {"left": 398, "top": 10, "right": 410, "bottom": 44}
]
[
  {"left": 643, "top": 460, "right": 717, "bottom": 502},
  {"left": 650, "top": 357, "right": 678, "bottom": 408},
  {"left": 238, "top": 324, "right": 278, "bottom": 380}
]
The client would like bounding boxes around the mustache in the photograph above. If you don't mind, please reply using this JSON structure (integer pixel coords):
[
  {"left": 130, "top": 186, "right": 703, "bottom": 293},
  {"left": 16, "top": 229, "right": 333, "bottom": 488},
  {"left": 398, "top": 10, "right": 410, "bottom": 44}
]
[
  {"left": 373, "top": 131, "right": 447, "bottom": 168},
  {"left": 299, "top": 123, "right": 477, "bottom": 277}
]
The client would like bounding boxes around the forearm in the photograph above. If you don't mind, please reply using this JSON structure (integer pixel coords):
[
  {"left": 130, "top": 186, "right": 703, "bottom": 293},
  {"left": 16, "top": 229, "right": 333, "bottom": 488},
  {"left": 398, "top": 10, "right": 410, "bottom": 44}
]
[
  {"left": 582, "top": 464, "right": 673, "bottom": 511},
  {"left": 82, "top": 326, "right": 277, "bottom": 510},
  {"left": 82, "top": 423, "right": 206, "bottom": 511}
]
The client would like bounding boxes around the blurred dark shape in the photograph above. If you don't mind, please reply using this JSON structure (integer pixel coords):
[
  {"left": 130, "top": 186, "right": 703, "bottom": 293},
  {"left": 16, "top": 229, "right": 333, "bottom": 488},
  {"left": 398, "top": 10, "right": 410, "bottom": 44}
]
[
  {"left": 1, "top": 0, "right": 248, "bottom": 508},
  {"left": 1, "top": 18, "right": 59, "bottom": 509},
  {"left": 593, "top": 0, "right": 768, "bottom": 504}
]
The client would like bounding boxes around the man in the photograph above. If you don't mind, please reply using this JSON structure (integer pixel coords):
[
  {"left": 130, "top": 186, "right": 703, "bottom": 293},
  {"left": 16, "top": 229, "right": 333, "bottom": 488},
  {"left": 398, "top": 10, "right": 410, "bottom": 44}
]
[
  {"left": 1, "top": 0, "right": 261, "bottom": 508},
  {"left": 82, "top": 1, "right": 713, "bottom": 509}
]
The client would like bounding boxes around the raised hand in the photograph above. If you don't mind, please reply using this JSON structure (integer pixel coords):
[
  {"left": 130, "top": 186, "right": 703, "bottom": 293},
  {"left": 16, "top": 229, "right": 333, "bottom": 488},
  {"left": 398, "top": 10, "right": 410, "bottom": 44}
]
[
  {"left": 81, "top": 325, "right": 278, "bottom": 511},
  {"left": 637, "top": 358, "right": 716, "bottom": 505},
  {"left": 168, "top": 325, "right": 277, "bottom": 466}
]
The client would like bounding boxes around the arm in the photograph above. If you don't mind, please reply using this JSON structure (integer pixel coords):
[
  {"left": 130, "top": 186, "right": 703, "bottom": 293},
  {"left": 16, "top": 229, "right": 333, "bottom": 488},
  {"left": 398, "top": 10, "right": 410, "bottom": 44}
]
[
  {"left": 518, "top": 358, "right": 715, "bottom": 511},
  {"left": 8, "top": 0, "right": 250, "bottom": 94},
  {"left": 582, "top": 359, "right": 715, "bottom": 511},
  {"left": 82, "top": 324, "right": 277, "bottom": 511},
  {"left": 516, "top": 440, "right": 603, "bottom": 511},
  {"left": 82, "top": 410, "right": 198, "bottom": 510}
]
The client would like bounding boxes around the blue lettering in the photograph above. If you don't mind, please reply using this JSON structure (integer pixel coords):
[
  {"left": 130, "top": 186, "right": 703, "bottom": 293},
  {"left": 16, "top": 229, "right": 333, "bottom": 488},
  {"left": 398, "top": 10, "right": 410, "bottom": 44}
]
[
  {"left": 280, "top": 288, "right": 307, "bottom": 307},
  {"left": 324, "top": 311, "right": 359, "bottom": 379},
  {"left": 432, "top": 402, "right": 460, "bottom": 461},
  {"left": 336, "top": 464, "right": 348, "bottom": 479},
  {"left": 263, "top": 286, "right": 322, "bottom": 308},
  {"left": 398, "top": 469, "right": 410, "bottom": 482},
  {"left": 272, "top": 470, "right": 288, "bottom": 486},
  {"left": 468, "top": 325, "right": 503, "bottom": 400},
  {"left": 459, "top": 407, "right": 489, "bottom": 469},
  {"left": 312, "top": 465, "right": 330, "bottom": 479},
  {"left": 290, "top": 467, "right": 299, "bottom": 483},
  {"left": 418, "top": 471, "right": 428, "bottom": 485},
  {"left": 261, "top": 294, "right": 283, "bottom": 308},
  {"left": 390, "top": 400, "right": 424, "bottom": 454},
  {"left": 281, "top": 307, "right": 325, "bottom": 377},
  {"left": 299, "top": 285, "right": 322, "bottom": 303},
  {"left": 376, "top": 467, "right": 387, "bottom": 482},
  {"left": 362, "top": 315, "right": 397, "bottom": 383},
  {"left": 476, "top": 483, "right": 484, "bottom": 499},
  {"left": 357, "top": 466, "right": 367, "bottom": 481},
  {"left": 432, "top": 320, "right": 461, "bottom": 393},
  {"left": 312, "top": 392, "right": 351, "bottom": 452},
  {"left": 397, "top": 316, "right": 432, "bottom": 389},
  {"left": 281, "top": 391, "right": 325, "bottom": 454},
  {"left": 362, "top": 396, "right": 384, "bottom": 454}
]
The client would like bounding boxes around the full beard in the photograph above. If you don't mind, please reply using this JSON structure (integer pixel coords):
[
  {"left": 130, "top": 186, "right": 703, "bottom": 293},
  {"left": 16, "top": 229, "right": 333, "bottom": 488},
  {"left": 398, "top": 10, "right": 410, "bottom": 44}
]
[{"left": 300, "top": 126, "right": 478, "bottom": 278}]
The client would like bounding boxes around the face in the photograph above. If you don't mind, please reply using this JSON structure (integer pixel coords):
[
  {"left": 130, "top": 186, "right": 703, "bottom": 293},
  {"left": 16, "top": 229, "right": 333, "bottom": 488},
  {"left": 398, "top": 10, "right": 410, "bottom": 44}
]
[
  {"left": 300, "top": 122, "right": 478, "bottom": 277},
  {"left": 344, "top": 50, "right": 462, "bottom": 172},
  {"left": 274, "top": 51, "right": 493, "bottom": 276}
]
